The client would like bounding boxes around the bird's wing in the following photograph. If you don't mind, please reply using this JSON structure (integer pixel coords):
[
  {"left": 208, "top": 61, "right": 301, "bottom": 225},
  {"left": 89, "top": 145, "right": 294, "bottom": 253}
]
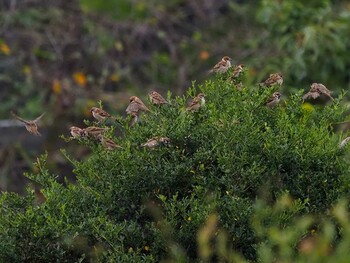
[
  {"left": 34, "top": 112, "right": 45, "bottom": 123},
  {"left": 126, "top": 102, "right": 139, "bottom": 114},
  {"left": 137, "top": 101, "right": 151, "bottom": 112},
  {"left": 11, "top": 111, "right": 28, "bottom": 124},
  {"left": 303, "top": 92, "right": 320, "bottom": 100}
]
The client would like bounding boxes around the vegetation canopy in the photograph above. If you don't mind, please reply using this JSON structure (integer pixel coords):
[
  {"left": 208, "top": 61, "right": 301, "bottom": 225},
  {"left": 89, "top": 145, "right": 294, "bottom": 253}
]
[{"left": 1, "top": 72, "right": 350, "bottom": 262}]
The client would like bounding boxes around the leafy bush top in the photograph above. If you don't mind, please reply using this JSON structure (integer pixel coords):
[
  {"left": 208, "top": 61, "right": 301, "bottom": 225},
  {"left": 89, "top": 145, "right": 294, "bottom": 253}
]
[{"left": 1, "top": 73, "right": 350, "bottom": 262}]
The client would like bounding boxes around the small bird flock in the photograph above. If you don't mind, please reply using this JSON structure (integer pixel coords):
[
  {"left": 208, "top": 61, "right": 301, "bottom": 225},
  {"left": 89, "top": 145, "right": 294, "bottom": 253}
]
[{"left": 11, "top": 56, "right": 347, "bottom": 148}]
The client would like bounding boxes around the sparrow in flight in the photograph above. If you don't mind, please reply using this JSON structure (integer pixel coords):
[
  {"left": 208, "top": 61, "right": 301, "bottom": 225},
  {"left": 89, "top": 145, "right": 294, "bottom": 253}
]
[
  {"left": 302, "top": 83, "right": 333, "bottom": 101},
  {"left": 11, "top": 111, "right": 45, "bottom": 136}
]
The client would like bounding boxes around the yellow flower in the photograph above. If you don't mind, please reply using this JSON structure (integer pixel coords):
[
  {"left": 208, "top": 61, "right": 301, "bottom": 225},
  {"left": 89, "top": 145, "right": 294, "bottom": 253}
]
[
  {"left": 23, "top": 65, "right": 31, "bottom": 76},
  {"left": 144, "top": 245, "right": 150, "bottom": 251},
  {"left": 73, "top": 72, "right": 87, "bottom": 87},
  {"left": 301, "top": 102, "right": 314, "bottom": 113},
  {"left": 114, "top": 41, "right": 124, "bottom": 51},
  {"left": 83, "top": 100, "right": 96, "bottom": 117},
  {"left": 187, "top": 216, "right": 192, "bottom": 221},
  {"left": 0, "top": 43, "right": 10, "bottom": 55},
  {"left": 109, "top": 73, "right": 120, "bottom": 82},
  {"left": 52, "top": 79, "right": 62, "bottom": 94}
]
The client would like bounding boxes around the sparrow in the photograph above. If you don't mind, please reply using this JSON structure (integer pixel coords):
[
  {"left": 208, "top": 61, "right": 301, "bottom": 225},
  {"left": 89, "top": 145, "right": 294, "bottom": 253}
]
[
  {"left": 84, "top": 126, "right": 108, "bottom": 138},
  {"left": 126, "top": 96, "right": 150, "bottom": 116},
  {"left": 90, "top": 107, "right": 111, "bottom": 122},
  {"left": 69, "top": 126, "right": 86, "bottom": 138},
  {"left": 302, "top": 83, "right": 333, "bottom": 101},
  {"left": 266, "top": 92, "right": 282, "bottom": 108},
  {"left": 209, "top": 56, "right": 232, "bottom": 73},
  {"left": 11, "top": 111, "right": 45, "bottom": 136},
  {"left": 260, "top": 73, "right": 283, "bottom": 87},
  {"left": 186, "top": 93, "right": 205, "bottom": 112},
  {"left": 97, "top": 134, "right": 123, "bottom": 150},
  {"left": 141, "top": 136, "right": 171, "bottom": 148},
  {"left": 340, "top": 137, "right": 350, "bottom": 148},
  {"left": 231, "top": 64, "right": 245, "bottom": 78},
  {"left": 149, "top": 91, "right": 168, "bottom": 105}
]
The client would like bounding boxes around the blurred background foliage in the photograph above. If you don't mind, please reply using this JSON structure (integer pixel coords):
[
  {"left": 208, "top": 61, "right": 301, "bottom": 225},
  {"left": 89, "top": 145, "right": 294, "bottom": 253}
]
[{"left": 0, "top": 0, "right": 350, "bottom": 192}]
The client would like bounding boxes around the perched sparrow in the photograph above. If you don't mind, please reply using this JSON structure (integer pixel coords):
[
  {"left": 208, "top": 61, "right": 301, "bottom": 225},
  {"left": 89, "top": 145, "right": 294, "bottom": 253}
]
[
  {"left": 260, "top": 73, "right": 283, "bottom": 87},
  {"left": 149, "top": 91, "right": 168, "bottom": 105},
  {"left": 303, "top": 83, "right": 333, "bottom": 101},
  {"left": 97, "top": 134, "right": 123, "bottom": 150},
  {"left": 84, "top": 126, "right": 108, "bottom": 138},
  {"left": 340, "top": 137, "right": 350, "bottom": 148},
  {"left": 266, "top": 92, "right": 282, "bottom": 108},
  {"left": 90, "top": 107, "right": 111, "bottom": 122},
  {"left": 186, "top": 93, "right": 205, "bottom": 112},
  {"left": 11, "top": 111, "right": 45, "bottom": 136},
  {"left": 69, "top": 126, "right": 86, "bottom": 138},
  {"left": 209, "top": 56, "right": 232, "bottom": 73},
  {"left": 231, "top": 64, "right": 245, "bottom": 78},
  {"left": 126, "top": 96, "right": 150, "bottom": 116},
  {"left": 141, "top": 136, "right": 171, "bottom": 148}
]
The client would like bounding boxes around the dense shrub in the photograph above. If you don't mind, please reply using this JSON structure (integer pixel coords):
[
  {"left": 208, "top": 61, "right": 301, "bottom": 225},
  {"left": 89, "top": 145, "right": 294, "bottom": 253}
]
[{"left": 0, "top": 73, "right": 350, "bottom": 262}]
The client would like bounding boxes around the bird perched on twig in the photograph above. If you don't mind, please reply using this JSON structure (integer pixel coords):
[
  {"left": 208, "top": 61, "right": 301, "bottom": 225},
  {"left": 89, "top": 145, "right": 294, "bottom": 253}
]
[
  {"left": 126, "top": 96, "right": 150, "bottom": 126},
  {"left": 209, "top": 56, "right": 232, "bottom": 73},
  {"left": 141, "top": 136, "right": 171, "bottom": 148},
  {"left": 149, "top": 91, "right": 168, "bottom": 105},
  {"left": 231, "top": 64, "right": 245, "bottom": 78},
  {"left": 69, "top": 126, "right": 86, "bottom": 138},
  {"left": 97, "top": 134, "right": 123, "bottom": 150},
  {"left": 302, "top": 83, "right": 333, "bottom": 101},
  {"left": 186, "top": 93, "right": 205, "bottom": 112},
  {"left": 11, "top": 111, "right": 45, "bottom": 136},
  {"left": 90, "top": 107, "right": 112, "bottom": 122},
  {"left": 84, "top": 126, "right": 108, "bottom": 138},
  {"left": 266, "top": 92, "right": 282, "bottom": 108},
  {"left": 260, "top": 73, "right": 283, "bottom": 87}
]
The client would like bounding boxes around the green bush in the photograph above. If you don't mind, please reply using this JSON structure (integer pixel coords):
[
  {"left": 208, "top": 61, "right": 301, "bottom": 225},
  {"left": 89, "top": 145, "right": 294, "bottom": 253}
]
[{"left": 1, "top": 73, "right": 350, "bottom": 262}]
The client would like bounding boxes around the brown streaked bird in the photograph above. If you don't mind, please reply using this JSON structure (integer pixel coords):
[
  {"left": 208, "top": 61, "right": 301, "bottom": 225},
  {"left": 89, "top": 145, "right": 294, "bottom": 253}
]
[
  {"left": 266, "top": 92, "right": 282, "bottom": 108},
  {"left": 260, "top": 73, "right": 283, "bottom": 87},
  {"left": 11, "top": 111, "right": 45, "bottom": 136},
  {"left": 231, "top": 64, "right": 245, "bottom": 78},
  {"left": 84, "top": 126, "right": 108, "bottom": 138},
  {"left": 303, "top": 83, "right": 333, "bottom": 101},
  {"left": 209, "top": 56, "right": 232, "bottom": 73},
  {"left": 90, "top": 107, "right": 111, "bottom": 122},
  {"left": 149, "top": 91, "right": 168, "bottom": 105},
  {"left": 186, "top": 93, "right": 205, "bottom": 112},
  {"left": 126, "top": 96, "right": 150, "bottom": 114},
  {"left": 69, "top": 126, "right": 86, "bottom": 138},
  {"left": 97, "top": 134, "right": 123, "bottom": 150},
  {"left": 141, "top": 136, "right": 171, "bottom": 148}
]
